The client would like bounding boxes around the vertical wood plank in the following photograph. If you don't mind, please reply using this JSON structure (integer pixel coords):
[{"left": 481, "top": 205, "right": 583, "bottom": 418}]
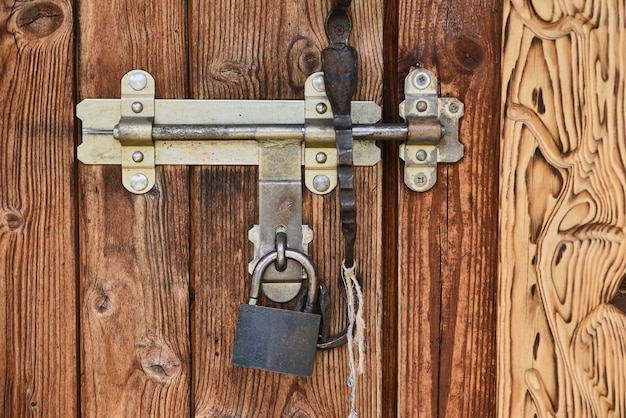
[
  {"left": 190, "top": 1, "right": 384, "bottom": 416},
  {"left": 382, "top": 2, "right": 401, "bottom": 417},
  {"left": 77, "top": 1, "right": 191, "bottom": 416},
  {"left": 397, "top": 0, "right": 501, "bottom": 416},
  {"left": 499, "top": 1, "right": 626, "bottom": 416},
  {"left": 0, "top": 0, "right": 77, "bottom": 416}
]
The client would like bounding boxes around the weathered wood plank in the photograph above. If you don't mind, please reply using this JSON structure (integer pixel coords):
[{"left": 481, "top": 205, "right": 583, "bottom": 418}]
[
  {"left": 397, "top": 0, "right": 501, "bottom": 416},
  {"left": 499, "top": 1, "right": 626, "bottom": 417},
  {"left": 77, "top": 1, "right": 191, "bottom": 416},
  {"left": 0, "top": 0, "right": 77, "bottom": 416},
  {"left": 381, "top": 2, "right": 401, "bottom": 416},
  {"left": 189, "top": 1, "right": 383, "bottom": 416}
]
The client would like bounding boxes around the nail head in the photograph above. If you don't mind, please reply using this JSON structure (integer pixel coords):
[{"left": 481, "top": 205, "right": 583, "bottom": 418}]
[
  {"left": 129, "top": 73, "right": 148, "bottom": 91},
  {"left": 130, "top": 173, "right": 149, "bottom": 191}
]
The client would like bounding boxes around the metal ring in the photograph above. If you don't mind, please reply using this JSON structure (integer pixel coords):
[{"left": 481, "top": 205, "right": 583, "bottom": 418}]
[
  {"left": 275, "top": 230, "right": 287, "bottom": 272},
  {"left": 249, "top": 249, "right": 319, "bottom": 313}
]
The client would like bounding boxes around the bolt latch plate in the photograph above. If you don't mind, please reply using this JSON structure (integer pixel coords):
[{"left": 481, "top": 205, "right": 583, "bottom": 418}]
[
  {"left": 78, "top": 69, "right": 464, "bottom": 195},
  {"left": 399, "top": 68, "right": 464, "bottom": 192},
  {"left": 118, "top": 70, "right": 156, "bottom": 193}
]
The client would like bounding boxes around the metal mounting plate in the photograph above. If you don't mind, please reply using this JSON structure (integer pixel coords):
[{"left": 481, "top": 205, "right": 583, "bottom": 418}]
[
  {"left": 77, "top": 99, "right": 381, "bottom": 167},
  {"left": 399, "top": 68, "right": 464, "bottom": 191}
]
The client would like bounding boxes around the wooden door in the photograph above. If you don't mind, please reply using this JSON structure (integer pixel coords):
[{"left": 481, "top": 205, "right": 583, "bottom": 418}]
[{"left": 0, "top": 0, "right": 499, "bottom": 416}]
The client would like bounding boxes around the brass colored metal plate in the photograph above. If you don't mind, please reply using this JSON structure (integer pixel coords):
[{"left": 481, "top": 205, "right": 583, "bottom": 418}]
[{"left": 77, "top": 98, "right": 381, "bottom": 167}]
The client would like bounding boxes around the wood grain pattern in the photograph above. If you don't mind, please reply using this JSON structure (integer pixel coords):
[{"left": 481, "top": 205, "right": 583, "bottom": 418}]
[
  {"left": 397, "top": 0, "right": 501, "bottom": 416},
  {"left": 499, "top": 0, "right": 626, "bottom": 416},
  {"left": 0, "top": 0, "right": 509, "bottom": 415},
  {"left": 0, "top": 0, "right": 77, "bottom": 416},
  {"left": 189, "top": 1, "right": 384, "bottom": 416},
  {"left": 77, "top": 1, "right": 191, "bottom": 416}
]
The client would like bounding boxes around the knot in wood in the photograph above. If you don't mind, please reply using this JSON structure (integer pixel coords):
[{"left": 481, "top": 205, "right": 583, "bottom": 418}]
[
  {"left": 287, "top": 37, "right": 321, "bottom": 95},
  {"left": 137, "top": 336, "right": 182, "bottom": 384},
  {"left": 2, "top": 208, "right": 25, "bottom": 231},
  {"left": 9, "top": 2, "right": 65, "bottom": 39},
  {"left": 450, "top": 36, "right": 485, "bottom": 73}
]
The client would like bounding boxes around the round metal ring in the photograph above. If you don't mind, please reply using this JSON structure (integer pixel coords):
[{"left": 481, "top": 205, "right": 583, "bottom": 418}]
[{"left": 249, "top": 249, "right": 319, "bottom": 313}]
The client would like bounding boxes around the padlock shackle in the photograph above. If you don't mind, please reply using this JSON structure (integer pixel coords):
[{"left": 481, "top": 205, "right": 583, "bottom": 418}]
[{"left": 249, "top": 249, "right": 319, "bottom": 313}]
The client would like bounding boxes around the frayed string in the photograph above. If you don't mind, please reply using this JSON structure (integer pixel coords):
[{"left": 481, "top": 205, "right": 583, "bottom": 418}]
[{"left": 342, "top": 260, "right": 365, "bottom": 418}]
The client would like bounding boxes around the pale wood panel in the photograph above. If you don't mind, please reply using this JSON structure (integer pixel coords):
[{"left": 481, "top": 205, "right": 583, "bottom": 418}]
[
  {"left": 77, "top": 1, "right": 191, "bottom": 416},
  {"left": 397, "top": 0, "right": 501, "bottom": 416},
  {"left": 0, "top": 0, "right": 77, "bottom": 416},
  {"left": 189, "top": 1, "right": 384, "bottom": 416},
  {"left": 499, "top": 0, "right": 626, "bottom": 417}
]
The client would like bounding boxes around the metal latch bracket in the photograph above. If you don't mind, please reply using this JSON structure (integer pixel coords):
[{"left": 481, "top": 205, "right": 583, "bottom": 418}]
[
  {"left": 117, "top": 70, "right": 156, "bottom": 193},
  {"left": 399, "top": 67, "right": 464, "bottom": 192}
]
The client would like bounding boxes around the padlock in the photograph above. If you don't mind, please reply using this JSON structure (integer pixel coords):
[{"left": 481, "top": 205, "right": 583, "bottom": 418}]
[{"left": 232, "top": 248, "right": 321, "bottom": 376}]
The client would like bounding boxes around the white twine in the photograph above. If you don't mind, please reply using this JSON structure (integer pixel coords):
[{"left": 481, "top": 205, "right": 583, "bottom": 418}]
[{"left": 342, "top": 260, "right": 365, "bottom": 418}]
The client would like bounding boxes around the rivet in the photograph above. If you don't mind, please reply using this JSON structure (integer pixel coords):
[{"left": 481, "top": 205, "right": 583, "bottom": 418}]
[
  {"left": 129, "top": 72, "right": 148, "bottom": 91},
  {"left": 416, "top": 100, "right": 428, "bottom": 112},
  {"left": 416, "top": 149, "right": 428, "bottom": 161},
  {"left": 313, "top": 175, "right": 331, "bottom": 192},
  {"left": 312, "top": 75, "right": 325, "bottom": 92},
  {"left": 130, "top": 173, "right": 149, "bottom": 191},
  {"left": 413, "top": 72, "right": 431, "bottom": 89},
  {"left": 316, "top": 102, "right": 328, "bottom": 114},
  {"left": 315, "top": 152, "right": 328, "bottom": 164},
  {"left": 131, "top": 101, "right": 144, "bottom": 113},
  {"left": 449, "top": 102, "right": 459, "bottom": 113},
  {"left": 132, "top": 151, "right": 144, "bottom": 163}
]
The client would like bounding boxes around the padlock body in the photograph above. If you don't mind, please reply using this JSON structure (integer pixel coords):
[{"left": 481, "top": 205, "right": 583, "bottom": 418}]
[{"left": 232, "top": 304, "right": 321, "bottom": 376}]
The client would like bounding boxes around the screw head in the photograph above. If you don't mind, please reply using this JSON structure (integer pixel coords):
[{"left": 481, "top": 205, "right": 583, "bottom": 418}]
[
  {"left": 449, "top": 102, "right": 459, "bottom": 113},
  {"left": 316, "top": 102, "right": 328, "bottom": 114},
  {"left": 416, "top": 100, "right": 428, "bottom": 112},
  {"left": 131, "top": 101, "right": 144, "bottom": 113},
  {"left": 129, "top": 72, "right": 148, "bottom": 91},
  {"left": 312, "top": 75, "right": 325, "bottom": 92},
  {"left": 415, "top": 149, "right": 428, "bottom": 161},
  {"left": 130, "top": 173, "right": 149, "bottom": 191},
  {"left": 415, "top": 173, "right": 427, "bottom": 185},
  {"left": 312, "top": 174, "right": 331, "bottom": 192},
  {"left": 413, "top": 72, "right": 431, "bottom": 89},
  {"left": 132, "top": 151, "right": 144, "bottom": 162},
  {"left": 315, "top": 152, "right": 328, "bottom": 164}
]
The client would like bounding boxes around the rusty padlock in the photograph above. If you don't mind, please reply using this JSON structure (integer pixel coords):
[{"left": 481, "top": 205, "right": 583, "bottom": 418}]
[{"left": 232, "top": 249, "right": 321, "bottom": 376}]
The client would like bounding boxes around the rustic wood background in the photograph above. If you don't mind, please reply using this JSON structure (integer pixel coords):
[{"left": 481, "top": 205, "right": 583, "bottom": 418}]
[
  {"left": 499, "top": 0, "right": 626, "bottom": 417},
  {"left": 0, "top": 0, "right": 500, "bottom": 416}
]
